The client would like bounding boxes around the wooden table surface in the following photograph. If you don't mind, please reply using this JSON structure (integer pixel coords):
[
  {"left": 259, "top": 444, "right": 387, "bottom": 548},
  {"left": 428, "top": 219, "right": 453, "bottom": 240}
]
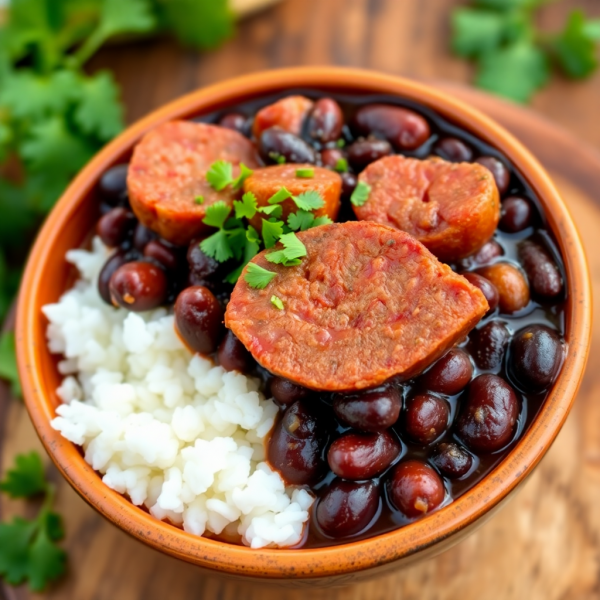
[{"left": 2, "top": 1, "right": 600, "bottom": 599}]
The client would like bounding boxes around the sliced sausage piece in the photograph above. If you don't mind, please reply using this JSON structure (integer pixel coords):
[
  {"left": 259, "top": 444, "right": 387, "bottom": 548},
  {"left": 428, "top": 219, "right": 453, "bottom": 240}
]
[
  {"left": 353, "top": 155, "right": 500, "bottom": 262},
  {"left": 127, "top": 121, "right": 261, "bottom": 245},
  {"left": 253, "top": 95, "right": 314, "bottom": 139},
  {"left": 225, "top": 222, "right": 488, "bottom": 391},
  {"left": 244, "top": 164, "right": 342, "bottom": 231}
]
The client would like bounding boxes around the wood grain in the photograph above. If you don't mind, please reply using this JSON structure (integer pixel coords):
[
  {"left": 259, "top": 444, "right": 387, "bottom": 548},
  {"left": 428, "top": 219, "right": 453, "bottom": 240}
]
[
  {"left": 2, "top": 83, "right": 600, "bottom": 600},
  {"left": 2, "top": 0, "right": 600, "bottom": 597}
]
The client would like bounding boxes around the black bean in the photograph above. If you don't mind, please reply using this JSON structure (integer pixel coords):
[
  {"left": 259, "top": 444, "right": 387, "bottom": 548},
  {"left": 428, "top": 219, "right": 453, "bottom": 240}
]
[
  {"left": 403, "top": 394, "right": 449, "bottom": 445},
  {"left": 420, "top": 348, "right": 473, "bottom": 395},
  {"left": 468, "top": 320, "right": 510, "bottom": 370},
  {"left": 434, "top": 137, "right": 473, "bottom": 162},
  {"left": 187, "top": 238, "right": 221, "bottom": 281},
  {"left": 475, "top": 156, "right": 510, "bottom": 196},
  {"left": 327, "top": 431, "right": 400, "bottom": 480},
  {"left": 259, "top": 126, "right": 316, "bottom": 165},
  {"left": 333, "top": 386, "right": 401, "bottom": 432},
  {"left": 388, "top": 460, "right": 445, "bottom": 518},
  {"left": 308, "top": 98, "right": 344, "bottom": 144},
  {"left": 143, "top": 240, "right": 180, "bottom": 270},
  {"left": 270, "top": 377, "right": 310, "bottom": 406},
  {"left": 430, "top": 443, "right": 473, "bottom": 478},
  {"left": 174, "top": 286, "right": 224, "bottom": 354},
  {"left": 518, "top": 240, "right": 563, "bottom": 298},
  {"left": 353, "top": 104, "right": 430, "bottom": 150},
  {"left": 217, "top": 330, "right": 254, "bottom": 372},
  {"left": 98, "top": 164, "right": 129, "bottom": 202},
  {"left": 96, "top": 207, "right": 136, "bottom": 248},
  {"left": 320, "top": 148, "right": 346, "bottom": 170},
  {"left": 98, "top": 250, "right": 129, "bottom": 305},
  {"left": 457, "top": 239, "right": 503, "bottom": 271},
  {"left": 340, "top": 172, "right": 357, "bottom": 200},
  {"left": 109, "top": 261, "right": 168, "bottom": 312},
  {"left": 316, "top": 480, "right": 379, "bottom": 538},
  {"left": 347, "top": 139, "right": 392, "bottom": 170},
  {"left": 456, "top": 374, "right": 519, "bottom": 453},
  {"left": 509, "top": 325, "right": 564, "bottom": 393},
  {"left": 499, "top": 196, "right": 534, "bottom": 232},
  {"left": 133, "top": 223, "right": 156, "bottom": 251},
  {"left": 268, "top": 401, "right": 328, "bottom": 485}
]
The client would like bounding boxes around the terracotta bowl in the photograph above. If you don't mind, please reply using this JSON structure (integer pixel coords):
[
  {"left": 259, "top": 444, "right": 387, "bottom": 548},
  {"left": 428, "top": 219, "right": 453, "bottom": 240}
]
[{"left": 16, "top": 67, "right": 591, "bottom": 585}]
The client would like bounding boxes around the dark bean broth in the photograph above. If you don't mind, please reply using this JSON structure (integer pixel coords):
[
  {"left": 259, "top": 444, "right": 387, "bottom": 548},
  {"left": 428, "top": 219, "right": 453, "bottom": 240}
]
[{"left": 94, "top": 88, "right": 567, "bottom": 548}]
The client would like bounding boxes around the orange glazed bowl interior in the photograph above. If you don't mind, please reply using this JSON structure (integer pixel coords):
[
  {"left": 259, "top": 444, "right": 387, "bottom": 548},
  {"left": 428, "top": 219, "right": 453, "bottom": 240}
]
[{"left": 16, "top": 67, "right": 591, "bottom": 584}]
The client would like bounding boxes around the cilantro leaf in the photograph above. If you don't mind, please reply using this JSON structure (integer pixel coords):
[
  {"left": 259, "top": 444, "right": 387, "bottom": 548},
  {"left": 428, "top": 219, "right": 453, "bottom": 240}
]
[
  {"left": 232, "top": 163, "right": 254, "bottom": 190},
  {"left": 224, "top": 228, "right": 260, "bottom": 284},
  {"left": 293, "top": 191, "right": 325, "bottom": 211},
  {"left": 19, "top": 115, "right": 96, "bottom": 211},
  {"left": 0, "top": 517, "right": 37, "bottom": 585},
  {"left": 0, "top": 69, "right": 78, "bottom": 121},
  {"left": 350, "top": 181, "right": 371, "bottom": 207},
  {"left": 200, "top": 230, "right": 232, "bottom": 262},
  {"left": 265, "top": 232, "right": 307, "bottom": 266},
  {"left": 206, "top": 160, "right": 233, "bottom": 191},
  {"left": 225, "top": 226, "right": 248, "bottom": 261},
  {"left": 262, "top": 219, "right": 284, "bottom": 249},
  {"left": 72, "top": 70, "right": 124, "bottom": 141},
  {"left": 583, "top": 20, "right": 600, "bottom": 40},
  {"left": 551, "top": 10, "right": 599, "bottom": 79},
  {"left": 271, "top": 295, "right": 284, "bottom": 310},
  {"left": 295, "top": 168, "right": 314, "bottom": 178},
  {"left": 287, "top": 210, "right": 315, "bottom": 232},
  {"left": 476, "top": 41, "right": 550, "bottom": 103},
  {"left": 202, "top": 201, "right": 232, "bottom": 229},
  {"left": 0, "top": 452, "right": 46, "bottom": 498},
  {"left": 268, "top": 187, "right": 293, "bottom": 204},
  {"left": 0, "top": 331, "right": 22, "bottom": 398},
  {"left": 154, "top": 0, "right": 234, "bottom": 49},
  {"left": 313, "top": 215, "right": 333, "bottom": 227},
  {"left": 26, "top": 527, "right": 67, "bottom": 592},
  {"left": 244, "top": 263, "right": 276, "bottom": 289},
  {"left": 41, "top": 512, "right": 64, "bottom": 543},
  {"left": 233, "top": 192, "right": 258, "bottom": 220},
  {"left": 258, "top": 204, "right": 283, "bottom": 218},
  {"left": 97, "top": 0, "right": 156, "bottom": 38},
  {"left": 334, "top": 158, "right": 348, "bottom": 173},
  {"left": 474, "top": 0, "right": 545, "bottom": 9},
  {"left": 451, "top": 9, "right": 528, "bottom": 58},
  {"left": 194, "top": 196, "right": 204, "bottom": 205}
]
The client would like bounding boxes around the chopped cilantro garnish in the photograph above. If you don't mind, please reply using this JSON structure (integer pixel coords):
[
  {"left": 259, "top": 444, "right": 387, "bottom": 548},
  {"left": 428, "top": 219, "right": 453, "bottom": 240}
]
[
  {"left": 233, "top": 192, "right": 258, "bottom": 219},
  {"left": 258, "top": 204, "right": 283, "bottom": 218},
  {"left": 207, "top": 161, "right": 254, "bottom": 191},
  {"left": 265, "top": 232, "right": 307, "bottom": 266},
  {"left": 336, "top": 138, "right": 346, "bottom": 148},
  {"left": 268, "top": 152, "right": 286, "bottom": 164},
  {"left": 271, "top": 295, "right": 284, "bottom": 310},
  {"left": 194, "top": 195, "right": 204, "bottom": 205},
  {"left": 232, "top": 163, "right": 254, "bottom": 190},
  {"left": 262, "top": 219, "right": 285, "bottom": 249},
  {"left": 313, "top": 215, "right": 334, "bottom": 227},
  {"left": 245, "top": 263, "right": 276, "bottom": 289},
  {"left": 293, "top": 190, "right": 325, "bottom": 211},
  {"left": 200, "top": 201, "right": 246, "bottom": 262},
  {"left": 288, "top": 210, "right": 315, "bottom": 232},
  {"left": 206, "top": 160, "right": 233, "bottom": 191},
  {"left": 350, "top": 181, "right": 371, "bottom": 207},
  {"left": 268, "top": 187, "right": 293, "bottom": 205},
  {"left": 295, "top": 168, "right": 314, "bottom": 178},
  {"left": 202, "top": 200, "right": 231, "bottom": 228},
  {"left": 224, "top": 227, "right": 260, "bottom": 284},
  {"left": 334, "top": 157, "right": 348, "bottom": 173},
  {"left": 200, "top": 230, "right": 232, "bottom": 263}
]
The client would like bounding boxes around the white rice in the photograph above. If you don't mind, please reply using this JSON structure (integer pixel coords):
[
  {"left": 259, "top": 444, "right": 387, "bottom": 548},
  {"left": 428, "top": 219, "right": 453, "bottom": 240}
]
[{"left": 44, "top": 237, "right": 313, "bottom": 548}]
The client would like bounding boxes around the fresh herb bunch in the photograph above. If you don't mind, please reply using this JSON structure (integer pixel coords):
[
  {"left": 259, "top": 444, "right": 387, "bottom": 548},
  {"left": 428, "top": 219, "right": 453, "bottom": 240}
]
[
  {"left": 200, "top": 160, "right": 335, "bottom": 288},
  {"left": 0, "top": 452, "right": 66, "bottom": 591},
  {"left": 0, "top": 0, "right": 234, "bottom": 327},
  {"left": 451, "top": 0, "right": 600, "bottom": 103}
]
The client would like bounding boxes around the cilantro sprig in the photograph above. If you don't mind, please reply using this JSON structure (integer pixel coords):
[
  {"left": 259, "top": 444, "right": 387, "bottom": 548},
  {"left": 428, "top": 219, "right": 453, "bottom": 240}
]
[
  {"left": 451, "top": 2, "right": 600, "bottom": 103},
  {"left": 207, "top": 161, "right": 254, "bottom": 191},
  {"left": 0, "top": 452, "right": 66, "bottom": 592}
]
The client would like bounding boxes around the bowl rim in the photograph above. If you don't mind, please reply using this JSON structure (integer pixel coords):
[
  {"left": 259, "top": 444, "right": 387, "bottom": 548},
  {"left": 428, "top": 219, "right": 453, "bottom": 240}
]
[{"left": 16, "top": 66, "right": 592, "bottom": 579}]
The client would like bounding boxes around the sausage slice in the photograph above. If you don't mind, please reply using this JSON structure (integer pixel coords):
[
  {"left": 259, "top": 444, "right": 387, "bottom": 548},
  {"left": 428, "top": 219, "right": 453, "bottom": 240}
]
[
  {"left": 253, "top": 95, "right": 314, "bottom": 139},
  {"left": 353, "top": 155, "right": 500, "bottom": 262},
  {"left": 243, "top": 164, "right": 342, "bottom": 230},
  {"left": 225, "top": 221, "right": 488, "bottom": 391},
  {"left": 127, "top": 121, "right": 260, "bottom": 245}
]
